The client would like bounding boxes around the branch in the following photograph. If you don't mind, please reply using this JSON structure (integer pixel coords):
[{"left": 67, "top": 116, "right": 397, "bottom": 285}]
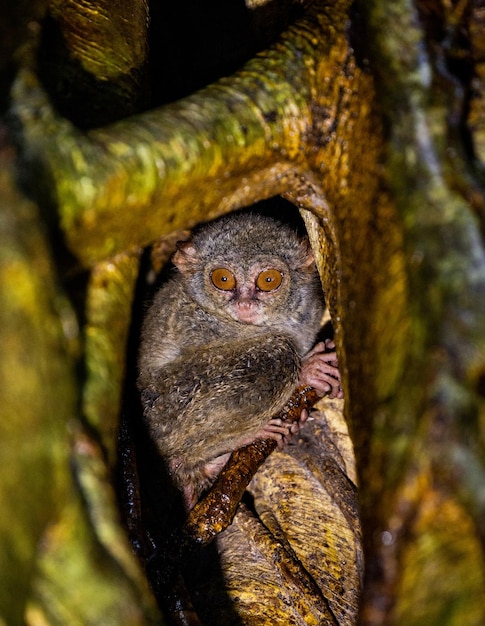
[
  {"left": 179, "top": 385, "right": 320, "bottom": 548},
  {"left": 10, "top": 0, "right": 351, "bottom": 267}
]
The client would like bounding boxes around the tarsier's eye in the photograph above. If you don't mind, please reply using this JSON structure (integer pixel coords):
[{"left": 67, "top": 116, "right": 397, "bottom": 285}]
[
  {"left": 256, "top": 269, "right": 283, "bottom": 292},
  {"left": 211, "top": 268, "right": 237, "bottom": 291}
]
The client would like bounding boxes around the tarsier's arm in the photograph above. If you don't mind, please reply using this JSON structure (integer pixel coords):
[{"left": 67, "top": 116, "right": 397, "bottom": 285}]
[{"left": 142, "top": 333, "right": 301, "bottom": 464}]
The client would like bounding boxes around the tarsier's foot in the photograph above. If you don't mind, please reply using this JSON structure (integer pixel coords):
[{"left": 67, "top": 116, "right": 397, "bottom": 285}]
[
  {"left": 180, "top": 454, "right": 231, "bottom": 508},
  {"left": 182, "top": 483, "right": 197, "bottom": 511},
  {"left": 169, "top": 457, "right": 221, "bottom": 511},
  {"left": 203, "top": 453, "right": 231, "bottom": 481},
  {"left": 300, "top": 339, "right": 343, "bottom": 399}
]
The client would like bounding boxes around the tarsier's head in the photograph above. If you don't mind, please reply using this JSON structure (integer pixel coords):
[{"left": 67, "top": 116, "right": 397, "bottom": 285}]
[{"left": 172, "top": 213, "right": 323, "bottom": 328}]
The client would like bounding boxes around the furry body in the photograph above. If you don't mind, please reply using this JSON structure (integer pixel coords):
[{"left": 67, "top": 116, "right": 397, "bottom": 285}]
[{"left": 138, "top": 213, "right": 335, "bottom": 507}]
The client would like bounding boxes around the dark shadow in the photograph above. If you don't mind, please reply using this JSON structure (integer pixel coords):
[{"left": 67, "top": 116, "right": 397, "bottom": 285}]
[
  {"left": 36, "top": 0, "right": 303, "bottom": 127},
  {"left": 148, "top": 0, "right": 303, "bottom": 106}
]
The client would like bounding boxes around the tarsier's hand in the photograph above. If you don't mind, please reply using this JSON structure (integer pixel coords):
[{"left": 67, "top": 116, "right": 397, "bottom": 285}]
[
  {"left": 300, "top": 339, "right": 343, "bottom": 399},
  {"left": 245, "top": 340, "right": 343, "bottom": 451}
]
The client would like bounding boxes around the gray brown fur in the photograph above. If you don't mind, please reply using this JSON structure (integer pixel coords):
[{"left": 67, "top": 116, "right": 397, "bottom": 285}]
[{"left": 137, "top": 213, "right": 325, "bottom": 506}]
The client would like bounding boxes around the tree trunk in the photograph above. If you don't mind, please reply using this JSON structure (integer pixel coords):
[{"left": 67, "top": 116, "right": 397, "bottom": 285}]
[{"left": 1, "top": 0, "right": 485, "bottom": 624}]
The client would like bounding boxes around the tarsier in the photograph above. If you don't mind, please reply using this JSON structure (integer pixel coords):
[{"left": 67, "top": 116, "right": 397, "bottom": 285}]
[{"left": 138, "top": 213, "right": 342, "bottom": 509}]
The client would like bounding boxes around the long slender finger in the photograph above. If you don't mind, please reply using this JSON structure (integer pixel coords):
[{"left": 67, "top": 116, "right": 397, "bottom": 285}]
[
  {"left": 313, "top": 363, "right": 341, "bottom": 380},
  {"left": 304, "top": 341, "right": 327, "bottom": 357}
]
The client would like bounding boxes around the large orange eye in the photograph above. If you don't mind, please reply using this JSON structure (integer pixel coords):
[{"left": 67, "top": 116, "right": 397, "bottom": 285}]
[
  {"left": 211, "top": 268, "right": 236, "bottom": 291},
  {"left": 256, "top": 269, "right": 283, "bottom": 292}
]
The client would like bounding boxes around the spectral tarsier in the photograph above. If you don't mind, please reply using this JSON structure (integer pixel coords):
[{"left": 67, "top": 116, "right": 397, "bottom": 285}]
[{"left": 137, "top": 213, "right": 342, "bottom": 509}]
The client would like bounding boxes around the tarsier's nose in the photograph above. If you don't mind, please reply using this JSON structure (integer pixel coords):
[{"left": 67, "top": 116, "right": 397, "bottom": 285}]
[{"left": 236, "top": 284, "right": 257, "bottom": 300}]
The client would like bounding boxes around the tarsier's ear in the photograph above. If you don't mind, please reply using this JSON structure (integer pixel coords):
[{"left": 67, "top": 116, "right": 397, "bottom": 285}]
[{"left": 173, "top": 241, "right": 199, "bottom": 273}]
